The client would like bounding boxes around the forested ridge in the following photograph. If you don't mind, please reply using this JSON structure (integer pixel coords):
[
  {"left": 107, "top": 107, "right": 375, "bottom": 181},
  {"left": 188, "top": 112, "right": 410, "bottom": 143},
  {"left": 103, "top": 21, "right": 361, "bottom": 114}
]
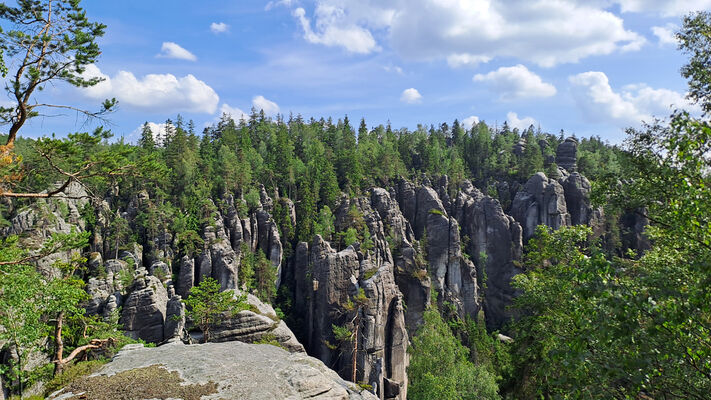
[{"left": 0, "top": 2, "right": 710, "bottom": 400}]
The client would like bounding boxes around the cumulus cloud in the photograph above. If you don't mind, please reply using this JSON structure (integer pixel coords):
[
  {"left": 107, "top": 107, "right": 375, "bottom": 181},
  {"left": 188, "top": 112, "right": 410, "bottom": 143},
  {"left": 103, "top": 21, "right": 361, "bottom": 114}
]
[
  {"left": 292, "top": 6, "right": 380, "bottom": 54},
  {"left": 569, "top": 71, "right": 696, "bottom": 127},
  {"left": 400, "top": 88, "right": 422, "bottom": 104},
  {"left": 652, "top": 23, "right": 678, "bottom": 46},
  {"left": 252, "top": 95, "right": 280, "bottom": 116},
  {"left": 473, "top": 65, "right": 557, "bottom": 101},
  {"left": 447, "top": 54, "right": 492, "bottom": 68},
  {"left": 462, "top": 116, "right": 480, "bottom": 129},
  {"left": 82, "top": 64, "right": 219, "bottom": 114},
  {"left": 283, "top": 1, "right": 644, "bottom": 67},
  {"left": 157, "top": 42, "right": 197, "bottom": 61},
  {"left": 210, "top": 22, "right": 229, "bottom": 34},
  {"left": 615, "top": 0, "right": 711, "bottom": 16},
  {"left": 507, "top": 112, "right": 537, "bottom": 131}
]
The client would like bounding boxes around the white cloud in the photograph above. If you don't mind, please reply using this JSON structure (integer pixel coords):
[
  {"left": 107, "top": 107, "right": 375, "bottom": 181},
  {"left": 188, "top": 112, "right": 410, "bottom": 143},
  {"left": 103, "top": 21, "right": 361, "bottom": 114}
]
[
  {"left": 210, "top": 22, "right": 229, "bottom": 34},
  {"left": 652, "top": 23, "right": 678, "bottom": 46},
  {"left": 252, "top": 95, "right": 280, "bottom": 116},
  {"left": 462, "top": 116, "right": 480, "bottom": 129},
  {"left": 473, "top": 64, "right": 557, "bottom": 100},
  {"left": 400, "top": 88, "right": 422, "bottom": 104},
  {"left": 265, "top": 0, "right": 295, "bottom": 11},
  {"left": 447, "top": 54, "right": 492, "bottom": 68},
  {"left": 615, "top": 0, "right": 711, "bottom": 16},
  {"left": 82, "top": 64, "right": 219, "bottom": 114},
  {"left": 157, "top": 42, "right": 197, "bottom": 61},
  {"left": 569, "top": 71, "right": 697, "bottom": 127},
  {"left": 285, "top": 1, "right": 644, "bottom": 67},
  {"left": 507, "top": 112, "right": 537, "bottom": 131},
  {"left": 219, "top": 103, "right": 248, "bottom": 121},
  {"left": 292, "top": 7, "right": 380, "bottom": 54}
]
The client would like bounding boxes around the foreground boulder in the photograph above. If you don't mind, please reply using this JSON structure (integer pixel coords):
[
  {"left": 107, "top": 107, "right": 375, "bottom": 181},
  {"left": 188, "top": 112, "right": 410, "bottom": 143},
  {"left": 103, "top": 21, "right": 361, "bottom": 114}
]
[{"left": 48, "top": 341, "right": 377, "bottom": 400}]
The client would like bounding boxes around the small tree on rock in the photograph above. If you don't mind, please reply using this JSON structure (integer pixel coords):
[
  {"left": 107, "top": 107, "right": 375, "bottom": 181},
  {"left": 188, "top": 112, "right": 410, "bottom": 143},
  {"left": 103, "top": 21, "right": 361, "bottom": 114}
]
[{"left": 184, "top": 277, "right": 247, "bottom": 343}]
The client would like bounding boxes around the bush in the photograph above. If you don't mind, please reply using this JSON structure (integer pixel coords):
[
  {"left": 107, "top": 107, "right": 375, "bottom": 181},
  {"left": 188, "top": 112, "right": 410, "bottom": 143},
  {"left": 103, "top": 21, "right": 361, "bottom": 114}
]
[{"left": 45, "top": 360, "right": 107, "bottom": 395}]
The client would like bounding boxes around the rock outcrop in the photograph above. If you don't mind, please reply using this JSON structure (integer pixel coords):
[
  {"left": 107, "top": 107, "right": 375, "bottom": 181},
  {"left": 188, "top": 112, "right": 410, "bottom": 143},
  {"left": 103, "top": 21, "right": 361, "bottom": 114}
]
[
  {"left": 48, "top": 341, "right": 378, "bottom": 400},
  {"left": 510, "top": 172, "right": 571, "bottom": 240},
  {"left": 560, "top": 172, "right": 604, "bottom": 235},
  {"left": 556, "top": 136, "right": 578, "bottom": 172},
  {"left": 292, "top": 234, "right": 409, "bottom": 400},
  {"left": 211, "top": 293, "right": 305, "bottom": 353},
  {"left": 119, "top": 275, "right": 170, "bottom": 343},
  {"left": 454, "top": 181, "right": 523, "bottom": 331}
]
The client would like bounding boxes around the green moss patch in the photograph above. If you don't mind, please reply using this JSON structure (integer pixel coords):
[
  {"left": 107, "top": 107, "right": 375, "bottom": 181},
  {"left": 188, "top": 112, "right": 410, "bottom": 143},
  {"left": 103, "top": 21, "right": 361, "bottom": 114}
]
[{"left": 61, "top": 364, "right": 218, "bottom": 400}]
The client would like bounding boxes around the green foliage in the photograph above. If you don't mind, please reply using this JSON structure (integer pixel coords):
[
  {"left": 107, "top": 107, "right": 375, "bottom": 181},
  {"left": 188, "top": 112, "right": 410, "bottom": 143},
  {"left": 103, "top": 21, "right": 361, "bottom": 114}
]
[
  {"left": 312, "top": 205, "right": 335, "bottom": 241},
  {"left": 116, "top": 259, "right": 137, "bottom": 289},
  {"left": 240, "top": 248, "right": 277, "bottom": 303},
  {"left": 518, "top": 130, "right": 544, "bottom": 180},
  {"left": 428, "top": 208, "right": 444, "bottom": 216},
  {"left": 244, "top": 188, "right": 261, "bottom": 211},
  {"left": 176, "top": 230, "right": 204, "bottom": 257},
  {"left": 0, "top": 262, "right": 47, "bottom": 394},
  {"left": 238, "top": 243, "right": 255, "bottom": 289},
  {"left": 253, "top": 333, "right": 287, "bottom": 350},
  {"left": 343, "top": 227, "right": 359, "bottom": 247},
  {"left": 679, "top": 11, "right": 711, "bottom": 115},
  {"left": 0, "top": 234, "right": 126, "bottom": 397},
  {"left": 332, "top": 324, "right": 354, "bottom": 343},
  {"left": 362, "top": 268, "right": 377, "bottom": 280},
  {"left": 408, "top": 308, "right": 500, "bottom": 400},
  {"left": 184, "top": 277, "right": 248, "bottom": 343},
  {"left": 45, "top": 360, "right": 107, "bottom": 395},
  {"left": 0, "top": 0, "right": 116, "bottom": 145},
  {"left": 465, "top": 315, "right": 512, "bottom": 388}
]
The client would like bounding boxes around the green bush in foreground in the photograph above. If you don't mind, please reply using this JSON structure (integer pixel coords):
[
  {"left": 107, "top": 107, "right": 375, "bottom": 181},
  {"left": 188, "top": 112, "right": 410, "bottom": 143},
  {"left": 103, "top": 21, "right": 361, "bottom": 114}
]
[{"left": 408, "top": 308, "right": 500, "bottom": 400}]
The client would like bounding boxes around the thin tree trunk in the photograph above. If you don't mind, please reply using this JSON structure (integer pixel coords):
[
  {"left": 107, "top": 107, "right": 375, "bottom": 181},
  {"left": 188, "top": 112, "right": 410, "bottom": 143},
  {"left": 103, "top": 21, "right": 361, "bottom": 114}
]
[
  {"left": 352, "top": 312, "right": 359, "bottom": 383},
  {"left": 54, "top": 311, "right": 65, "bottom": 376}
]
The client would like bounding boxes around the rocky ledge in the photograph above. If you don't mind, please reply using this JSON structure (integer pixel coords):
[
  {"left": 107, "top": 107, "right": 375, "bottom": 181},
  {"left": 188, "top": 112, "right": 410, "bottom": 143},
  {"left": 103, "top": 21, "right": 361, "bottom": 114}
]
[{"left": 48, "top": 341, "right": 377, "bottom": 400}]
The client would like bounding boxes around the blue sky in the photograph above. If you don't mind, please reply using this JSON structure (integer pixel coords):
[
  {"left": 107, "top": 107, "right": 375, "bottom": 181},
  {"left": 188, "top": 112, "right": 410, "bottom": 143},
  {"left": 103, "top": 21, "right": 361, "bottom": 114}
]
[{"left": 7, "top": 0, "right": 711, "bottom": 143}]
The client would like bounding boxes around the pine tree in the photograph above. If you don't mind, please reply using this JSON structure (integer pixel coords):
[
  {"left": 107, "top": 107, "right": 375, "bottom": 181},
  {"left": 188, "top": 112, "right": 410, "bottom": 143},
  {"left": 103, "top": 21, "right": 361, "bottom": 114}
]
[{"left": 139, "top": 122, "right": 156, "bottom": 151}]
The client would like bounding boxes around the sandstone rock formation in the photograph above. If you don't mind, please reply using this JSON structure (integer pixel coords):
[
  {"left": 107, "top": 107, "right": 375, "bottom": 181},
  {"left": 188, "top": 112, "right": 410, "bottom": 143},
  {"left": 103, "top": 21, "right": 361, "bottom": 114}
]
[
  {"left": 292, "top": 234, "right": 409, "bottom": 400},
  {"left": 119, "top": 275, "right": 170, "bottom": 343},
  {"left": 510, "top": 172, "right": 571, "bottom": 240},
  {"left": 212, "top": 293, "right": 305, "bottom": 353},
  {"left": 453, "top": 181, "right": 523, "bottom": 331},
  {"left": 556, "top": 136, "right": 578, "bottom": 172},
  {"left": 48, "top": 341, "right": 378, "bottom": 400}
]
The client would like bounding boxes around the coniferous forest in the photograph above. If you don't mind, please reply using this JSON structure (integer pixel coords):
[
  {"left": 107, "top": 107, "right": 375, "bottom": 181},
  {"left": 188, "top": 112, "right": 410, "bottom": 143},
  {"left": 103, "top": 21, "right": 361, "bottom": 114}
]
[{"left": 0, "top": 2, "right": 710, "bottom": 400}]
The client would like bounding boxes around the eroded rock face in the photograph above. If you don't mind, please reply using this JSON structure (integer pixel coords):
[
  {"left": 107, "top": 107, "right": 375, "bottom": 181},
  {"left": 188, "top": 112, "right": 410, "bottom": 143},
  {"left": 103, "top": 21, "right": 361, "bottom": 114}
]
[
  {"left": 454, "top": 181, "right": 523, "bottom": 331},
  {"left": 510, "top": 172, "right": 571, "bottom": 241},
  {"left": 164, "top": 295, "right": 185, "bottom": 340},
  {"left": 556, "top": 136, "right": 578, "bottom": 172},
  {"left": 292, "top": 235, "right": 408, "bottom": 400},
  {"left": 1, "top": 182, "right": 89, "bottom": 275},
  {"left": 211, "top": 293, "right": 304, "bottom": 353},
  {"left": 120, "top": 276, "right": 169, "bottom": 343},
  {"left": 176, "top": 255, "right": 194, "bottom": 298},
  {"left": 48, "top": 341, "right": 377, "bottom": 400},
  {"left": 560, "top": 172, "right": 605, "bottom": 236}
]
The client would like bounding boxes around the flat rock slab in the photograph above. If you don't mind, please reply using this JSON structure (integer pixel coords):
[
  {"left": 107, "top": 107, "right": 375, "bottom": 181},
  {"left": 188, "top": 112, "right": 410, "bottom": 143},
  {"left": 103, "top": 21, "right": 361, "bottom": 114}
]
[{"left": 50, "top": 341, "right": 377, "bottom": 400}]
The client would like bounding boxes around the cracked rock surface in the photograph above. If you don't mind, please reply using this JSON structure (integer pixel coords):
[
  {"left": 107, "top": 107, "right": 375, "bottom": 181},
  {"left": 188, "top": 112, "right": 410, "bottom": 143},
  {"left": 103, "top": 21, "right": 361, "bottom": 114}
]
[{"left": 49, "top": 341, "right": 377, "bottom": 400}]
